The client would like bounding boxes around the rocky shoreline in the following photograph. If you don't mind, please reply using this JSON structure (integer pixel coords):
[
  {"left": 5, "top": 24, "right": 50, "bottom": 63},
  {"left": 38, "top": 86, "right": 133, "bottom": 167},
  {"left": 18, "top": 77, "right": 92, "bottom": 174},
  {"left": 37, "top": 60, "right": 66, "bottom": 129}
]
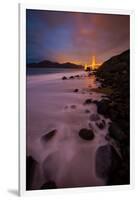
[{"left": 94, "top": 49, "right": 130, "bottom": 185}]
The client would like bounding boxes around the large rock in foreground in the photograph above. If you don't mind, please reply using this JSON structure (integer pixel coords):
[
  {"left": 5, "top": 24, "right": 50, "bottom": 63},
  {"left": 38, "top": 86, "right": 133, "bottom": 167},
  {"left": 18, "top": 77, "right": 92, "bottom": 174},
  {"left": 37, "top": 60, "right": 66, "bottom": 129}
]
[{"left": 95, "top": 145, "right": 121, "bottom": 182}]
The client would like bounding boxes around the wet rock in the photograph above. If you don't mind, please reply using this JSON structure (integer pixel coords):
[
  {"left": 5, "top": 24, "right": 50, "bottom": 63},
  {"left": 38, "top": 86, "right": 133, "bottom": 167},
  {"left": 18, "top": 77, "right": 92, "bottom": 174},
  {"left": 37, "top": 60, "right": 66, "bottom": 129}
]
[
  {"left": 78, "top": 128, "right": 94, "bottom": 140},
  {"left": 74, "top": 89, "right": 79, "bottom": 92},
  {"left": 26, "top": 156, "right": 38, "bottom": 190},
  {"left": 85, "top": 109, "right": 90, "bottom": 113},
  {"left": 102, "top": 119, "right": 106, "bottom": 125},
  {"left": 95, "top": 145, "right": 121, "bottom": 180},
  {"left": 40, "top": 181, "right": 57, "bottom": 189},
  {"left": 75, "top": 75, "right": 80, "bottom": 78},
  {"left": 96, "top": 121, "right": 105, "bottom": 129},
  {"left": 89, "top": 114, "right": 100, "bottom": 121},
  {"left": 84, "top": 99, "right": 92, "bottom": 105},
  {"left": 70, "top": 105, "right": 76, "bottom": 109},
  {"left": 62, "top": 76, "right": 67, "bottom": 80},
  {"left": 95, "top": 145, "right": 112, "bottom": 179},
  {"left": 97, "top": 99, "right": 110, "bottom": 116},
  {"left": 105, "top": 134, "right": 110, "bottom": 141},
  {"left": 88, "top": 72, "right": 93, "bottom": 76},
  {"left": 41, "top": 129, "right": 57, "bottom": 142},
  {"left": 109, "top": 122, "right": 126, "bottom": 142}
]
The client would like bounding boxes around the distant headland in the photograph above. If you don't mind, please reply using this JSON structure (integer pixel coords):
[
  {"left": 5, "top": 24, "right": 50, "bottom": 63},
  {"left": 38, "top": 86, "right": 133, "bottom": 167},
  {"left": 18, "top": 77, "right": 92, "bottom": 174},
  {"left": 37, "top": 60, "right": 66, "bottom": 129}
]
[{"left": 27, "top": 60, "right": 84, "bottom": 69}]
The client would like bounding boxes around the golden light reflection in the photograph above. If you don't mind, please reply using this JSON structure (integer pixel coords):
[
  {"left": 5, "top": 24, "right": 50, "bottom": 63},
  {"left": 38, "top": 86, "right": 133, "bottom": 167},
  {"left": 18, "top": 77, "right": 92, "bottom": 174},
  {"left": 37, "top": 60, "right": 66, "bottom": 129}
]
[{"left": 84, "top": 74, "right": 96, "bottom": 88}]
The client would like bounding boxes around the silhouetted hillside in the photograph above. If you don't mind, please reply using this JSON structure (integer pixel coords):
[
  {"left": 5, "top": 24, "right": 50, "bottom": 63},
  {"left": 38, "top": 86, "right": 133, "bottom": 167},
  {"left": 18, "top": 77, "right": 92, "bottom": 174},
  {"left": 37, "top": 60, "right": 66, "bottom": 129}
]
[
  {"left": 27, "top": 60, "right": 84, "bottom": 69},
  {"left": 99, "top": 49, "right": 129, "bottom": 73}
]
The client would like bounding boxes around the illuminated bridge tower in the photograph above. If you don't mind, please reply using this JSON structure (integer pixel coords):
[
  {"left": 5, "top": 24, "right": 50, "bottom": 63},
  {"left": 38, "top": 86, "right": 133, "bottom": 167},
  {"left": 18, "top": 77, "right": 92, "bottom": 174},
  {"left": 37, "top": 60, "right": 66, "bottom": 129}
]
[
  {"left": 91, "top": 56, "right": 96, "bottom": 70},
  {"left": 91, "top": 56, "right": 101, "bottom": 70},
  {"left": 84, "top": 56, "right": 102, "bottom": 71}
]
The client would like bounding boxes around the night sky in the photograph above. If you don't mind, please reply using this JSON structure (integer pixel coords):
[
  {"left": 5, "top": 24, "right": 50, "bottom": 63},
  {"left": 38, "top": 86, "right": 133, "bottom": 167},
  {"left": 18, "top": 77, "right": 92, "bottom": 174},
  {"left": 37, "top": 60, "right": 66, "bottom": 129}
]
[{"left": 26, "top": 9, "right": 130, "bottom": 65}]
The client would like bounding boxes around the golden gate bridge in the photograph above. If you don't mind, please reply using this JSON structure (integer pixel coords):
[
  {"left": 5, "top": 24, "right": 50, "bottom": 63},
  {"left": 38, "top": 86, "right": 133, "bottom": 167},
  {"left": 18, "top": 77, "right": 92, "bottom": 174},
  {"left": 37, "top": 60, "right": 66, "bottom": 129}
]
[{"left": 84, "top": 56, "right": 102, "bottom": 71}]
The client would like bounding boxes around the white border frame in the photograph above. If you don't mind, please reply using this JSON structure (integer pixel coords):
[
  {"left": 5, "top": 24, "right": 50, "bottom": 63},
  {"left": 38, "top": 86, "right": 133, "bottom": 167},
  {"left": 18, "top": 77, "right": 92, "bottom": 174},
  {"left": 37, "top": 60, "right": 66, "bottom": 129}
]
[{"left": 19, "top": 3, "right": 135, "bottom": 196}]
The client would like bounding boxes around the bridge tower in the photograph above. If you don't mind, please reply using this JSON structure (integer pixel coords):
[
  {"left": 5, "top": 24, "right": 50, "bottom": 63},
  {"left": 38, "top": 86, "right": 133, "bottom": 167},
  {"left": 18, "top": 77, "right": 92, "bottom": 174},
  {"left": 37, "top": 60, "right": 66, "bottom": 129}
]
[{"left": 91, "top": 56, "right": 96, "bottom": 70}]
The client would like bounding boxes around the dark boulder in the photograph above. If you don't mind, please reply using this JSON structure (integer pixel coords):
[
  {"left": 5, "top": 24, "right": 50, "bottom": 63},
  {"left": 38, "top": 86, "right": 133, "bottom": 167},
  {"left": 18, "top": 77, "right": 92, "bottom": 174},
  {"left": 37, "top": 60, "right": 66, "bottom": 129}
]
[
  {"left": 95, "top": 145, "right": 112, "bottom": 179},
  {"left": 85, "top": 109, "right": 90, "bottom": 113},
  {"left": 78, "top": 128, "right": 94, "bottom": 140},
  {"left": 41, "top": 129, "right": 57, "bottom": 142},
  {"left": 75, "top": 75, "right": 80, "bottom": 78},
  {"left": 96, "top": 121, "right": 105, "bottom": 129},
  {"left": 74, "top": 89, "right": 79, "bottom": 92},
  {"left": 95, "top": 145, "right": 121, "bottom": 181},
  {"left": 69, "top": 76, "right": 74, "bottom": 79},
  {"left": 105, "top": 134, "right": 110, "bottom": 141},
  {"left": 70, "top": 105, "right": 76, "bottom": 109},
  {"left": 62, "top": 76, "right": 67, "bottom": 80},
  {"left": 97, "top": 99, "right": 110, "bottom": 116},
  {"left": 102, "top": 119, "right": 106, "bottom": 125},
  {"left": 84, "top": 99, "right": 92, "bottom": 105}
]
